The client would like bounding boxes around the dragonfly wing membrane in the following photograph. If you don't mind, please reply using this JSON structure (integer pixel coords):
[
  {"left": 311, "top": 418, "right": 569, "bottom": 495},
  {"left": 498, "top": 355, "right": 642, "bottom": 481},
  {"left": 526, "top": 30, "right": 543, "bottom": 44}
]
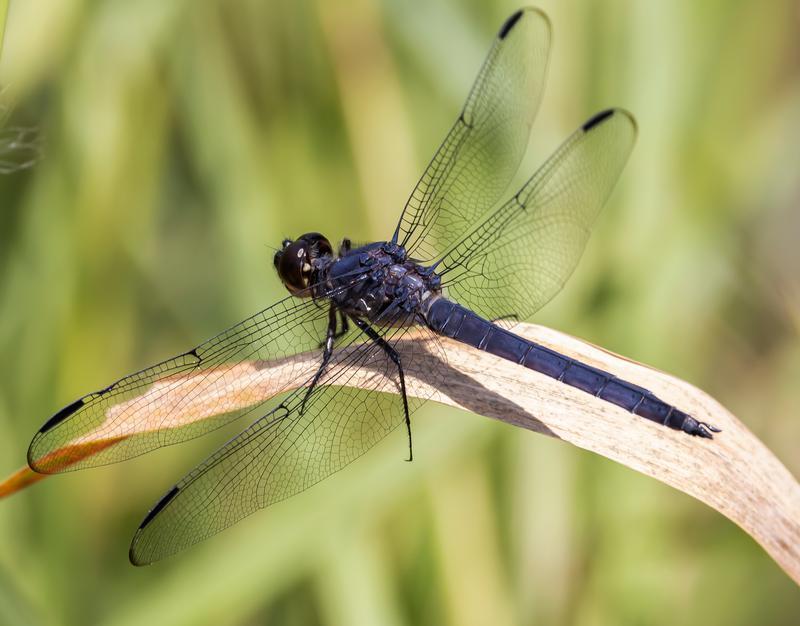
[
  {"left": 27, "top": 291, "right": 350, "bottom": 473},
  {"left": 129, "top": 317, "right": 444, "bottom": 565},
  {"left": 395, "top": 8, "right": 551, "bottom": 262},
  {"left": 436, "top": 108, "right": 637, "bottom": 321}
]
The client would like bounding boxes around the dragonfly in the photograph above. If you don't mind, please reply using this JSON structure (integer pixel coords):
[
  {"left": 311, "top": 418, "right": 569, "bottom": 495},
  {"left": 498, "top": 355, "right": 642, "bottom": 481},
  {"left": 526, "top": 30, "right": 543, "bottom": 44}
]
[{"left": 27, "top": 8, "right": 719, "bottom": 565}]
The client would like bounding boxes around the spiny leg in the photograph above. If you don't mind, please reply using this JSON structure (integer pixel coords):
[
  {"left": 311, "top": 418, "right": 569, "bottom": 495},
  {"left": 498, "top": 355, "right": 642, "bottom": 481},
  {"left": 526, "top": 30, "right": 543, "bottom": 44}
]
[
  {"left": 302, "top": 305, "right": 338, "bottom": 414},
  {"left": 318, "top": 311, "right": 349, "bottom": 349},
  {"left": 351, "top": 316, "right": 413, "bottom": 462},
  {"left": 334, "top": 311, "right": 349, "bottom": 340}
]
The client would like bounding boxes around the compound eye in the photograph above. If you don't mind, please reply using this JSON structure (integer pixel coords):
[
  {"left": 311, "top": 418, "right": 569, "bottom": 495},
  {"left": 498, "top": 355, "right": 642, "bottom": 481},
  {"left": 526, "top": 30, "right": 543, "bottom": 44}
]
[
  {"left": 299, "top": 233, "right": 332, "bottom": 258},
  {"left": 273, "top": 238, "right": 296, "bottom": 271},
  {"left": 276, "top": 240, "right": 311, "bottom": 294}
]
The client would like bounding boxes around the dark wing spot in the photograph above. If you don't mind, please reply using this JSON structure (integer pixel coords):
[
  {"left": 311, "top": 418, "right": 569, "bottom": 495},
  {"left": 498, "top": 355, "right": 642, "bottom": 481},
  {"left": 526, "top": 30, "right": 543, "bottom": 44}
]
[
  {"left": 138, "top": 486, "right": 180, "bottom": 530},
  {"left": 498, "top": 10, "right": 523, "bottom": 40},
  {"left": 38, "top": 398, "right": 86, "bottom": 434},
  {"left": 582, "top": 109, "right": 615, "bottom": 132}
]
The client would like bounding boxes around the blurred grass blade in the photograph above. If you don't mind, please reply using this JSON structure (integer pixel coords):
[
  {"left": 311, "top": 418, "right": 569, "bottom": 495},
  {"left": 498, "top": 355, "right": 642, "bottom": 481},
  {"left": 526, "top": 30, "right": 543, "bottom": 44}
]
[
  {"left": 1, "top": 4, "right": 42, "bottom": 173},
  {"left": 0, "top": 0, "right": 8, "bottom": 56}
]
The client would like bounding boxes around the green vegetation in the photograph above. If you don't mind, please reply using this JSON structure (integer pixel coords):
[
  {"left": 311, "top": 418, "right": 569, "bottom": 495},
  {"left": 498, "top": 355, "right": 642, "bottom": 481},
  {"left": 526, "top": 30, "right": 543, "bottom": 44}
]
[
  {"left": 0, "top": 1, "right": 7, "bottom": 56},
  {"left": 1, "top": 1, "right": 798, "bottom": 624}
]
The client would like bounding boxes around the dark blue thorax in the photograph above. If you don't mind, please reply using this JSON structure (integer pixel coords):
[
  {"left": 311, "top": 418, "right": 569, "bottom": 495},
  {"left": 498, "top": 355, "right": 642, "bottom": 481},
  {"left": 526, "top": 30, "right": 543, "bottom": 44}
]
[{"left": 324, "top": 242, "right": 440, "bottom": 325}]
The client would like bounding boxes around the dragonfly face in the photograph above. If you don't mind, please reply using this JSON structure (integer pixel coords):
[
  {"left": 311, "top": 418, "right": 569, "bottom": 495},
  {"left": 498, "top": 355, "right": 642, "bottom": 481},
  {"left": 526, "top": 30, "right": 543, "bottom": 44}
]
[
  {"left": 27, "top": 7, "right": 719, "bottom": 566},
  {"left": 273, "top": 232, "right": 333, "bottom": 296}
]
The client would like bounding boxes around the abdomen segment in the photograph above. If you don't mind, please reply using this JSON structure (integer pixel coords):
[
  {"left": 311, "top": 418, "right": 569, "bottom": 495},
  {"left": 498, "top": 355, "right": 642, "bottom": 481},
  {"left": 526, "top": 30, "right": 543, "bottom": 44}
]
[{"left": 425, "top": 298, "right": 719, "bottom": 438}]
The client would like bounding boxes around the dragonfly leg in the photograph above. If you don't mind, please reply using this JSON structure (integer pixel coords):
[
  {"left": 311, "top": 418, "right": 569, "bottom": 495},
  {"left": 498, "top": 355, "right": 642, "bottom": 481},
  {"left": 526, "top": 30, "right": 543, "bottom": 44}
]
[
  {"left": 317, "top": 310, "right": 349, "bottom": 348},
  {"left": 351, "top": 316, "right": 413, "bottom": 462},
  {"left": 334, "top": 311, "right": 350, "bottom": 339},
  {"left": 302, "top": 306, "right": 338, "bottom": 414}
]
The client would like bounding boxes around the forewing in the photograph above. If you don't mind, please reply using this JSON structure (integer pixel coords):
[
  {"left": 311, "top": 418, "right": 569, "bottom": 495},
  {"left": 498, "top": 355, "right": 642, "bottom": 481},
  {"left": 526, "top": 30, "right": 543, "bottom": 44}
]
[
  {"left": 393, "top": 8, "right": 550, "bottom": 262},
  {"left": 436, "top": 109, "right": 637, "bottom": 321},
  {"left": 27, "top": 288, "right": 357, "bottom": 473},
  {"left": 129, "top": 317, "right": 445, "bottom": 565}
]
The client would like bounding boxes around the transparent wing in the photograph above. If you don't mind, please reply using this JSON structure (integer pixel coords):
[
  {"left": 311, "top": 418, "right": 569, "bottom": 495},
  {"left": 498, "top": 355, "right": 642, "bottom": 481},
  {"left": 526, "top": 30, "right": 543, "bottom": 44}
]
[
  {"left": 129, "top": 316, "right": 445, "bottom": 565},
  {"left": 393, "top": 8, "right": 550, "bottom": 262},
  {"left": 28, "top": 283, "right": 365, "bottom": 473},
  {"left": 435, "top": 108, "right": 637, "bottom": 321},
  {"left": 0, "top": 126, "right": 40, "bottom": 173}
]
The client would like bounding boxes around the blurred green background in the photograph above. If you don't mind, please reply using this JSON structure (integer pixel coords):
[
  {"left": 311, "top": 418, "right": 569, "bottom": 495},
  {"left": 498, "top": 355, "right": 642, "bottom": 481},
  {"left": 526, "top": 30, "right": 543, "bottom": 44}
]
[{"left": 1, "top": 0, "right": 799, "bottom": 624}]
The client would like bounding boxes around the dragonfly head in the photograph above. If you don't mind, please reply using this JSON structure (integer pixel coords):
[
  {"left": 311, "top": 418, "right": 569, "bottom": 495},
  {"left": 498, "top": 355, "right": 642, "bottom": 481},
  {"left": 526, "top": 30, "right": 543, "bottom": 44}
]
[{"left": 273, "top": 233, "right": 333, "bottom": 296}]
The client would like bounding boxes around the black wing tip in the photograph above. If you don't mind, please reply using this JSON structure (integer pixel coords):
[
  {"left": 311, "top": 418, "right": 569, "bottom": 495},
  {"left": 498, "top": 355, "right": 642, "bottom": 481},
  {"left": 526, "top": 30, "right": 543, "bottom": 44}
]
[
  {"left": 582, "top": 109, "right": 615, "bottom": 132},
  {"left": 37, "top": 397, "right": 86, "bottom": 435},
  {"left": 128, "top": 485, "right": 180, "bottom": 567},
  {"left": 581, "top": 108, "right": 638, "bottom": 134},
  {"left": 498, "top": 7, "right": 551, "bottom": 40},
  {"left": 129, "top": 485, "right": 181, "bottom": 566},
  {"left": 138, "top": 485, "right": 180, "bottom": 531},
  {"left": 28, "top": 396, "right": 89, "bottom": 473},
  {"left": 498, "top": 9, "right": 524, "bottom": 39}
]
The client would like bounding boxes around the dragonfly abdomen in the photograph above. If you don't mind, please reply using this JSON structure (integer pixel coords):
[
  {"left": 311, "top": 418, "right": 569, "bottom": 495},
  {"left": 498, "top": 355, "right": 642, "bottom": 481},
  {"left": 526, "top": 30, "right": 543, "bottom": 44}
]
[{"left": 425, "top": 298, "right": 718, "bottom": 438}]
